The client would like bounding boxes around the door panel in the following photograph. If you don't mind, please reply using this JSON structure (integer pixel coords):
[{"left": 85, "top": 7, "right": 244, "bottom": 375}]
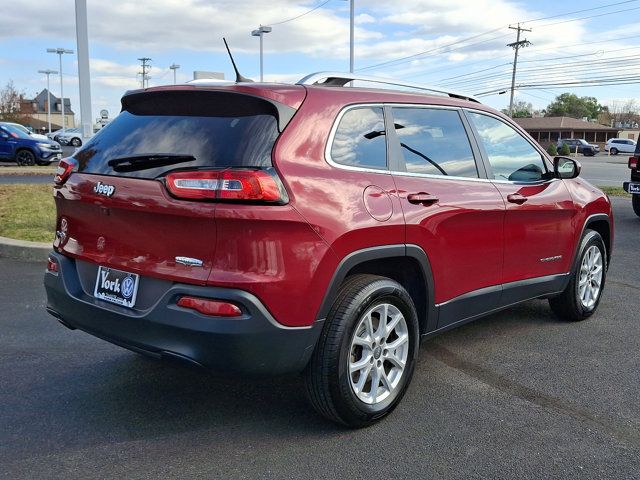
[{"left": 492, "top": 180, "right": 577, "bottom": 283}]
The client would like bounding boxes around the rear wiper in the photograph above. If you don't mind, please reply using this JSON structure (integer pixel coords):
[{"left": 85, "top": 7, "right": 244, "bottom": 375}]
[{"left": 107, "top": 154, "right": 196, "bottom": 172}]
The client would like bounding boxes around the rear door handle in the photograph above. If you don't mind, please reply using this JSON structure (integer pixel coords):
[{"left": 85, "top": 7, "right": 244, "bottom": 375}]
[
  {"left": 407, "top": 193, "right": 439, "bottom": 206},
  {"left": 507, "top": 193, "right": 528, "bottom": 205}
]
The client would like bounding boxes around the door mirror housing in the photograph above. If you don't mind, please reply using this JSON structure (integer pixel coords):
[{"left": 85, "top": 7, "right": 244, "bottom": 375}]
[{"left": 554, "top": 156, "right": 581, "bottom": 179}]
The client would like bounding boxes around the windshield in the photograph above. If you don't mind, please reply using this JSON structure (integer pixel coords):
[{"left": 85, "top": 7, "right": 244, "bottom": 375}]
[
  {"left": 73, "top": 95, "right": 280, "bottom": 179},
  {"left": 2, "top": 125, "right": 32, "bottom": 140}
]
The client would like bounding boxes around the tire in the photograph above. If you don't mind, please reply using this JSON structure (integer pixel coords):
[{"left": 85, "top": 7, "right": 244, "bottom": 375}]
[
  {"left": 15, "top": 149, "right": 36, "bottom": 166},
  {"left": 610, "top": 147, "right": 618, "bottom": 155},
  {"left": 549, "top": 229, "right": 606, "bottom": 321},
  {"left": 632, "top": 195, "right": 640, "bottom": 217},
  {"left": 304, "top": 274, "right": 419, "bottom": 427},
  {"left": 70, "top": 137, "right": 82, "bottom": 147}
]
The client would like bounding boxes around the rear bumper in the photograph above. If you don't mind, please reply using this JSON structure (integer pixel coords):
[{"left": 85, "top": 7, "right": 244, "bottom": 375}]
[{"left": 44, "top": 252, "right": 322, "bottom": 376}]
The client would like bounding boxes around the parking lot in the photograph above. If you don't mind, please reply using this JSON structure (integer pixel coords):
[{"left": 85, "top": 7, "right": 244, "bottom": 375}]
[{"left": 0, "top": 196, "right": 638, "bottom": 479}]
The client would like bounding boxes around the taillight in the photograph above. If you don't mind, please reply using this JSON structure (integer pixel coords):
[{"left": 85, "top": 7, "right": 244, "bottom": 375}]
[
  {"left": 177, "top": 296, "right": 243, "bottom": 317},
  {"left": 165, "top": 168, "right": 285, "bottom": 203},
  {"left": 629, "top": 156, "right": 638, "bottom": 170},
  {"left": 46, "top": 256, "right": 59, "bottom": 275},
  {"left": 54, "top": 158, "right": 77, "bottom": 185}
]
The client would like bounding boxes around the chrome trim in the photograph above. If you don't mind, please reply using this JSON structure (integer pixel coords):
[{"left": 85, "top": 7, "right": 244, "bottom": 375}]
[
  {"left": 175, "top": 256, "right": 204, "bottom": 267},
  {"left": 297, "top": 71, "right": 480, "bottom": 103}
]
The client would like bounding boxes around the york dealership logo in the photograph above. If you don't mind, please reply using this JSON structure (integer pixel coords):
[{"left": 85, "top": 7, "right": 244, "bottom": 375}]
[{"left": 94, "top": 181, "right": 115, "bottom": 197}]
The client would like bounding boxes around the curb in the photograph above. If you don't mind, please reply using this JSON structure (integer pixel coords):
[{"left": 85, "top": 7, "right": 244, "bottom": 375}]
[{"left": 0, "top": 236, "right": 51, "bottom": 262}]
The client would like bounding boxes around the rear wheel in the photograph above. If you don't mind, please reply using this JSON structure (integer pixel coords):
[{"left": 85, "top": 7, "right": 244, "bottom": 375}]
[
  {"left": 549, "top": 229, "right": 606, "bottom": 321},
  {"left": 304, "top": 274, "right": 419, "bottom": 427},
  {"left": 16, "top": 149, "right": 36, "bottom": 166},
  {"left": 70, "top": 137, "right": 82, "bottom": 147},
  {"left": 610, "top": 147, "right": 619, "bottom": 155},
  {"left": 632, "top": 195, "right": 640, "bottom": 217}
]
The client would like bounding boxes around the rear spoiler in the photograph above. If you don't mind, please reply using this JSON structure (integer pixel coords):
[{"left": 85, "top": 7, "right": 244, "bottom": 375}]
[{"left": 121, "top": 89, "right": 297, "bottom": 132}]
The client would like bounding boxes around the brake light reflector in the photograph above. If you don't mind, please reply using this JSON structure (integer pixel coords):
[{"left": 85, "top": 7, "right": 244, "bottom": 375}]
[
  {"left": 165, "top": 169, "right": 284, "bottom": 202},
  {"left": 629, "top": 156, "right": 638, "bottom": 170},
  {"left": 54, "top": 158, "right": 77, "bottom": 185},
  {"left": 177, "top": 296, "right": 243, "bottom": 317},
  {"left": 46, "top": 256, "right": 59, "bottom": 274}
]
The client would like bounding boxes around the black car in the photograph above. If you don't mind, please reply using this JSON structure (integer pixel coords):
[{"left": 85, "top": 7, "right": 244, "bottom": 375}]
[
  {"left": 623, "top": 141, "right": 640, "bottom": 217},
  {"left": 557, "top": 138, "right": 599, "bottom": 156}
]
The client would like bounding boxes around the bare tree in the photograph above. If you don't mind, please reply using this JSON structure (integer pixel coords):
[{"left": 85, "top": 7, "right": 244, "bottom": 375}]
[
  {"left": 0, "top": 80, "right": 29, "bottom": 124},
  {"left": 605, "top": 99, "right": 639, "bottom": 127}
]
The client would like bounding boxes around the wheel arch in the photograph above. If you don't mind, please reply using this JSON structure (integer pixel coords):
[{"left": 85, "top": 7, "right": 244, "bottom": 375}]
[
  {"left": 316, "top": 245, "right": 437, "bottom": 335},
  {"left": 579, "top": 214, "right": 611, "bottom": 266},
  {"left": 15, "top": 147, "right": 36, "bottom": 162}
]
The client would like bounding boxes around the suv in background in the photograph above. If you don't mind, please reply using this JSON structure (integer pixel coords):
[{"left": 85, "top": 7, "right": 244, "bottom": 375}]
[
  {"left": 44, "top": 72, "right": 614, "bottom": 427},
  {"left": 0, "top": 122, "right": 49, "bottom": 141},
  {"left": 605, "top": 138, "right": 637, "bottom": 155},
  {"left": 557, "top": 138, "right": 599, "bottom": 156},
  {"left": 0, "top": 124, "right": 62, "bottom": 165},
  {"left": 623, "top": 141, "right": 640, "bottom": 216}
]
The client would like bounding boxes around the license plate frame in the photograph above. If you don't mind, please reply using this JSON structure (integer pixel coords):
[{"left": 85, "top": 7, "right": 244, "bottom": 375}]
[
  {"left": 94, "top": 266, "right": 139, "bottom": 308},
  {"left": 624, "top": 182, "right": 640, "bottom": 194}
]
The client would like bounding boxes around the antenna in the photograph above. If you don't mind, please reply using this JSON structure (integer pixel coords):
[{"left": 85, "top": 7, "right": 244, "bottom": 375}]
[{"left": 223, "top": 38, "right": 253, "bottom": 83}]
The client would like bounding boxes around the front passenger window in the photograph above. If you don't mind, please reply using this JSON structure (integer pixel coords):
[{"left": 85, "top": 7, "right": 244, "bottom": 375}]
[{"left": 468, "top": 112, "right": 547, "bottom": 182}]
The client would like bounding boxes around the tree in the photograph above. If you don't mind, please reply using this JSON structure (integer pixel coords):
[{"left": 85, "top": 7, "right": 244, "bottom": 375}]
[
  {"left": 501, "top": 101, "right": 533, "bottom": 118},
  {"left": 602, "top": 99, "right": 639, "bottom": 127},
  {"left": 0, "top": 80, "right": 28, "bottom": 124},
  {"left": 547, "top": 143, "right": 558, "bottom": 156},
  {"left": 545, "top": 93, "right": 603, "bottom": 120}
]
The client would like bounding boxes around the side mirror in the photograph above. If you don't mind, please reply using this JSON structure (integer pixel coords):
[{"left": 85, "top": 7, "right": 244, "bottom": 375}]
[{"left": 554, "top": 156, "right": 581, "bottom": 179}]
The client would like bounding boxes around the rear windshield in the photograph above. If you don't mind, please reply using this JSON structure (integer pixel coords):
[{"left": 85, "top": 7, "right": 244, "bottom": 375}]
[{"left": 73, "top": 91, "right": 280, "bottom": 178}]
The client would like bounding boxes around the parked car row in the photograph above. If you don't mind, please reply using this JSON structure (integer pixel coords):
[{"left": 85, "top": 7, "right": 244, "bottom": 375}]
[
  {"left": 0, "top": 122, "right": 62, "bottom": 166},
  {"left": 605, "top": 138, "right": 637, "bottom": 155},
  {"left": 557, "top": 138, "right": 600, "bottom": 156},
  {"left": 47, "top": 128, "right": 83, "bottom": 147}
]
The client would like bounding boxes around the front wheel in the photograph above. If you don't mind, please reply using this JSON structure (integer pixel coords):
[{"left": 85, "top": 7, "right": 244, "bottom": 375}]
[
  {"left": 304, "top": 274, "right": 419, "bottom": 427},
  {"left": 549, "top": 229, "right": 606, "bottom": 321},
  {"left": 16, "top": 149, "right": 36, "bottom": 166},
  {"left": 70, "top": 137, "right": 82, "bottom": 147},
  {"left": 632, "top": 194, "right": 640, "bottom": 217}
]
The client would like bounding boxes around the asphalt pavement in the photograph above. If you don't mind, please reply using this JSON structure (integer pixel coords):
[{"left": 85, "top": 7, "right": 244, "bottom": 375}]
[
  {"left": 0, "top": 197, "right": 639, "bottom": 479},
  {"left": 578, "top": 152, "right": 630, "bottom": 187}
]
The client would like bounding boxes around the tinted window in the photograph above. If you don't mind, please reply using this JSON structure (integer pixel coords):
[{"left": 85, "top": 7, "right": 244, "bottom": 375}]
[
  {"left": 73, "top": 91, "right": 280, "bottom": 179},
  {"left": 392, "top": 108, "right": 477, "bottom": 178},
  {"left": 330, "top": 107, "right": 386, "bottom": 169},
  {"left": 468, "top": 112, "right": 547, "bottom": 182}
]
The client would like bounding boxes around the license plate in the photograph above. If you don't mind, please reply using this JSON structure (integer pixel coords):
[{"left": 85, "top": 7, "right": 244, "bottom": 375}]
[
  {"left": 624, "top": 182, "right": 640, "bottom": 194},
  {"left": 94, "top": 266, "right": 139, "bottom": 308}
]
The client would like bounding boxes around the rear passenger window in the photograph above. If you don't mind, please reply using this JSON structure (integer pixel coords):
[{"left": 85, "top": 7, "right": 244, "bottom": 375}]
[
  {"left": 391, "top": 108, "right": 478, "bottom": 178},
  {"left": 330, "top": 107, "right": 387, "bottom": 170},
  {"left": 468, "top": 112, "right": 548, "bottom": 182}
]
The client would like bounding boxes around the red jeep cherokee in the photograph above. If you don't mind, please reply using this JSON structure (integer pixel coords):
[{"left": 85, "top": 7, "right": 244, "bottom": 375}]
[{"left": 44, "top": 72, "right": 613, "bottom": 427}]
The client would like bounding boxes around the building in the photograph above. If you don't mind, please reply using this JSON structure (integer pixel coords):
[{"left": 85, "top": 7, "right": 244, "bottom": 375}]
[
  {"left": 514, "top": 116, "right": 620, "bottom": 149},
  {"left": 19, "top": 89, "right": 75, "bottom": 132}
]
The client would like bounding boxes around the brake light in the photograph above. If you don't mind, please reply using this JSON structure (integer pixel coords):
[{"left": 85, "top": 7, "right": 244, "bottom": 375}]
[
  {"left": 629, "top": 156, "right": 638, "bottom": 170},
  {"left": 177, "top": 296, "right": 243, "bottom": 317},
  {"left": 46, "top": 256, "right": 59, "bottom": 275},
  {"left": 54, "top": 158, "right": 77, "bottom": 185},
  {"left": 165, "top": 169, "right": 284, "bottom": 202}
]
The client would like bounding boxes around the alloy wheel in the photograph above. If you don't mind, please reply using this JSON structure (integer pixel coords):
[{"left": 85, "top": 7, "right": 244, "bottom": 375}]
[
  {"left": 578, "top": 245, "right": 603, "bottom": 309},
  {"left": 348, "top": 303, "right": 409, "bottom": 405}
]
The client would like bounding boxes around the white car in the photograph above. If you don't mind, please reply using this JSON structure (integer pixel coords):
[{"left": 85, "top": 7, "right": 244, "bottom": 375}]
[
  {"left": 0, "top": 122, "right": 49, "bottom": 141},
  {"left": 47, "top": 128, "right": 83, "bottom": 146},
  {"left": 605, "top": 138, "right": 637, "bottom": 155}
]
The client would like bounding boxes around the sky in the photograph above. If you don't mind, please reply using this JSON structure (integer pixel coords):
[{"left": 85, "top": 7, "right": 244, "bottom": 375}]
[{"left": 1, "top": 0, "right": 639, "bottom": 125}]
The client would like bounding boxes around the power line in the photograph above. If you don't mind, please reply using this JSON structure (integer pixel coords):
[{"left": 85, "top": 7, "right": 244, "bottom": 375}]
[
  {"left": 267, "top": 0, "right": 332, "bottom": 26},
  {"left": 521, "top": 0, "right": 639, "bottom": 23}
]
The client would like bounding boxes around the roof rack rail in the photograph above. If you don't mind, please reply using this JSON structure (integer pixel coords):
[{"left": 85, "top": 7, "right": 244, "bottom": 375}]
[{"left": 296, "top": 72, "right": 480, "bottom": 103}]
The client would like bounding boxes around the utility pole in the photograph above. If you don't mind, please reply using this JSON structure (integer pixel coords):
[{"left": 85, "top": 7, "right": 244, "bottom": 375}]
[
  {"left": 349, "top": 0, "right": 354, "bottom": 73},
  {"left": 75, "top": 0, "right": 93, "bottom": 140},
  {"left": 38, "top": 69, "right": 58, "bottom": 134},
  {"left": 507, "top": 24, "right": 531, "bottom": 117},
  {"left": 251, "top": 26, "right": 272, "bottom": 82},
  {"left": 138, "top": 57, "right": 152, "bottom": 88},
  {"left": 169, "top": 63, "right": 180, "bottom": 84}
]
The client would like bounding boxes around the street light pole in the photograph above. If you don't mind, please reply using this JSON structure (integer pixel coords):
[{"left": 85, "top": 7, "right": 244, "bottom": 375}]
[
  {"left": 38, "top": 69, "right": 58, "bottom": 134},
  {"left": 251, "top": 25, "right": 272, "bottom": 82},
  {"left": 47, "top": 48, "right": 74, "bottom": 133},
  {"left": 169, "top": 63, "right": 181, "bottom": 84},
  {"left": 349, "top": 0, "right": 354, "bottom": 73}
]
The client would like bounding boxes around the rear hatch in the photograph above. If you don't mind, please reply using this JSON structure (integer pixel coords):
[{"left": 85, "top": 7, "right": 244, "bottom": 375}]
[{"left": 53, "top": 87, "right": 296, "bottom": 288}]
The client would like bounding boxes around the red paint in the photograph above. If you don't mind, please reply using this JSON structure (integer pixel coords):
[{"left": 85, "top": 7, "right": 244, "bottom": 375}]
[{"left": 51, "top": 83, "right": 613, "bottom": 328}]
